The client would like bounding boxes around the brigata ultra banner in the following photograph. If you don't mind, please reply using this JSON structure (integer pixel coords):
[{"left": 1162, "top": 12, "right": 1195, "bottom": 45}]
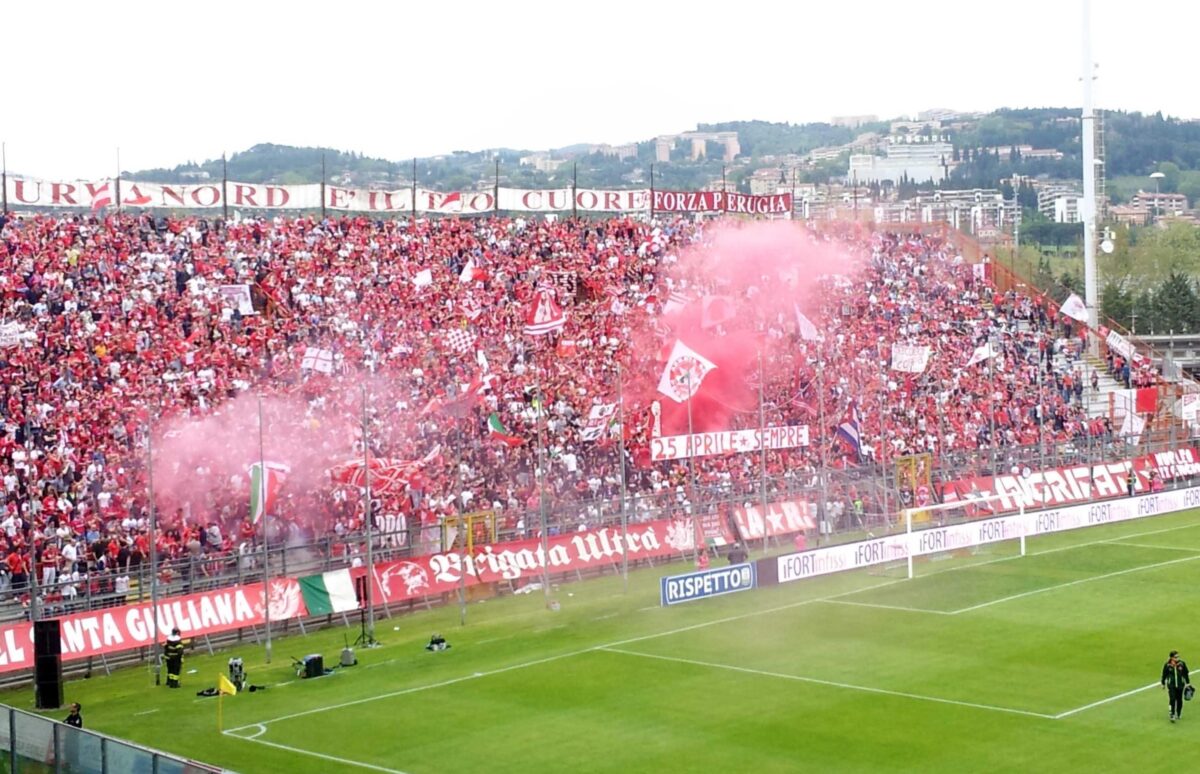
[
  {"left": 0, "top": 579, "right": 306, "bottom": 674},
  {"left": 3, "top": 177, "right": 788, "bottom": 215},
  {"left": 939, "top": 448, "right": 1200, "bottom": 512},
  {"left": 771, "top": 484, "right": 1200, "bottom": 586},
  {"left": 650, "top": 425, "right": 809, "bottom": 462},
  {"left": 370, "top": 517, "right": 696, "bottom": 604}
]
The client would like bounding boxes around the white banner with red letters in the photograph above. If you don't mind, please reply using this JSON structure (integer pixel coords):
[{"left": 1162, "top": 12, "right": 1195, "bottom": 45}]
[
  {"left": 938, "top": 448, "right": 1200, "bottom": 512},
  {"left": 5, "top": 176, "right": 786, "bottom": 215},
  {"left": 650, "top": 425, "right": 809, "bottom": 462}
]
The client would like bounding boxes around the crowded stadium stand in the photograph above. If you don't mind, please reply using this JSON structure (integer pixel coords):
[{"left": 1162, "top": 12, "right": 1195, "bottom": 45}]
[{"left": 0, "top": 209, "right": 1194, "bottom": 678}]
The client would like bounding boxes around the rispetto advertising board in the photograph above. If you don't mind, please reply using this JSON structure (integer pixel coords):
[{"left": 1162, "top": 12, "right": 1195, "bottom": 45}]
[
  {"left": 660, "top": 563, "right": 756, "bottom": 606},
  {"left": 770, "top": 486, "right": 1200, "bottom": 585}
]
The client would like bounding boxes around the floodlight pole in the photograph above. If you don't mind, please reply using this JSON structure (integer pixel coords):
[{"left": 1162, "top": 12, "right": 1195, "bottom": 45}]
[
  {"left": 617, "top": 361, "right": 629, "bottom": 593},
  {"left": 758, "top": 350, "right": 768, "bottom": 555},
  {"left": 148, "top": 422, "right": 161, "bottom": 685},
  {"left": 1081, "top": 0, "right": 1099, "bottom": 339},
  {"left": 362, "top": 385, "right": 376, "bottom": 642},
  {"left": 258, "top": 394, "right": 271, "bottom": 664}
]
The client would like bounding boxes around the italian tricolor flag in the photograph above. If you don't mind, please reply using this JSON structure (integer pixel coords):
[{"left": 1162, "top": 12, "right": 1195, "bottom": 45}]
[
  {"left": 248, "top": 461, "right": 290, "bottom": 524},
  {"left": 298, "top": 569, "right": 360, "bottom": 616},
  {"left": 486, "top": 412, "right": 524, "bottom": 447}
]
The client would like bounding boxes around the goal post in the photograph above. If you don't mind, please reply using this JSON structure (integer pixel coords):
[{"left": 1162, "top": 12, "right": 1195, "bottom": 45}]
[{"left": 901, "top": 494, "right": 1026, "bottom": 579}]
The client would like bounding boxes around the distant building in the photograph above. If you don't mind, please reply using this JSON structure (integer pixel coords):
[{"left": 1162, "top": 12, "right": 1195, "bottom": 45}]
[
  {"left": 1036, "top": 183, "right": 1083, "bottom": 223},
  {"left": 1108, "top": 204, "right": 1151, "bottom": 227},
  {"left": 831, "top": 114, "right": 878, "bottom": 128},
  {"left": 655, "top": 131, "right": 740, "bottom": 163},
  {"left": 588, "top": 143, "right": 639, "bottom": 161},
  {"left": 917, "top": 108, "right": 962, "bottom": 122},
  {"left": 848, "top": 137, "right": 953, "bottom": 184},
  {"left": 1131, "top": 190, "right": 1188, "bottom": 218},
  {"left": 749, "top": 168, "right": 788, "bottom": 195},
  {"left": 519, "top": 153, "right": 568, "bottom": 174},
  {"left": 179, "top": 170, "right": 212, "bottom": 181}
]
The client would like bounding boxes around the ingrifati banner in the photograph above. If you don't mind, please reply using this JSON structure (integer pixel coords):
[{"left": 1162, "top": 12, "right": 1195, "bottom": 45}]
[
  {"left": 938, "top": 447, "right": 1200, "bottom": 512},
  {"left": 3, "top": 177, "right": 789, "bottom": 216}
]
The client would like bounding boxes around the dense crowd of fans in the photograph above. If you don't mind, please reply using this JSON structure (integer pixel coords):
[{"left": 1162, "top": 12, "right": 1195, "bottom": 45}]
[{"left": 0, "top": 211, "right": 1164, "bottom": 610}]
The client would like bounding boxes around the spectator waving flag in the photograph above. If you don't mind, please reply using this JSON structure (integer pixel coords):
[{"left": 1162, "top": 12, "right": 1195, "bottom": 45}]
[
  {"left": 657, "top": 340, "right": 717, "bottom": 403},
  {"left": 524, "top": 288, "right": 566, "bottom": 336},
  {"left": 443, "top": 327, "right": 476, "bottom": 354},
  {"left": 1060, "top": 293, "right": 1090, "bottom": 323},
  {"left": 300, "top": 346, "right": 334, "bottom": 374},
  {"left": 486, "top": 412, "right": 524, "bottom": 446},
  {"left": 835, "top": 405, "right": 862, "bottom": 461},
  {"left": 794, "top": 305, "right": 823, "bottom": 342},
  {"left": 248, "top": 462, "right": 290, "bottom": 523}
]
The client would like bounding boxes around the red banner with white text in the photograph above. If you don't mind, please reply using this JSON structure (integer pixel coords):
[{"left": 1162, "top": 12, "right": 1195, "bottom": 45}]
[
  {"left": 0, "top": 579, "right": 305, "bottom": 674},
  {"left": 370, "top": 517, "right": 695, "bottom": 604},
  {"left": 939, "top": 448, "right": 1200, "bottom": 513}
]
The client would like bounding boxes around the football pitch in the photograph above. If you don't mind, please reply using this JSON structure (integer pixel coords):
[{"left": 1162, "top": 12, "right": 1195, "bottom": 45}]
[{"left": 12, "top": 510, "right": 1200, "bottom": 773}]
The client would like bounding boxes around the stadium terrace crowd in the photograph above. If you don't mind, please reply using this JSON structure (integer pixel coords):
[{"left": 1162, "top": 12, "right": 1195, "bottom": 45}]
[{"left": 0, "top": 211, "right": 1163, "bottom": 610}]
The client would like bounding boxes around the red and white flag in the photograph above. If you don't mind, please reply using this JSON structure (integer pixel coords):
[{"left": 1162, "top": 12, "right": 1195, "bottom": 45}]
[
  {"left": 657, "top": 340, "right": 717, "bottom": 403},
  {"left": 794, "top": 306, "right": 823, "bottom": 342},
  {"left": 443, "top": 328, "right": 476, "bottom": 354},
  {"left": 459, "top": 256, "right": 487, "bottom": 284},
  {"left": 300, "top": 346, "right": 334, "bottom": 374},
  {"left": 1060, "top": 293, "right": 1089, "bottom": 323},
  {"left": 524, "top": 288, "right": 566, "bottom": 336}
]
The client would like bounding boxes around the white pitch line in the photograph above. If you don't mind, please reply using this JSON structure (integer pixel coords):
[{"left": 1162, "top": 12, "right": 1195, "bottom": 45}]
[
  {"left": 1103, "top": 541, "right": 1200, "bottom": 553},
  {"left": 226, "top": 733, "right": 410, "bottom": 774},
  {"left": 819, "top": 599, "right": 954, "bottom": 615},
  {"left": 1054, "top": 682, "right": 1161, "bottom": 719},
  {"left": 132, "top": 708, "right": 159, "bottom": 717},
  {"left": 600, "top": 647, "right": 1056, "bottom": 720},
  {"left": 951, "top": 553, "right": 1200, "bottom": 614}
]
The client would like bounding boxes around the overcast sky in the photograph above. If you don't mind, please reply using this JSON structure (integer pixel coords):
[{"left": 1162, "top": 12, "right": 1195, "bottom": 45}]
[{"left": 5, "top": 0, "right": 1196, "bottom": 179}]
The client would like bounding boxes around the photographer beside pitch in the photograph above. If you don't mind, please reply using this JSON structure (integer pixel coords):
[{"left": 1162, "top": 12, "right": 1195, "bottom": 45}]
[{"left": 1162, "top": 650, "right": 1191, "bottom": 722}]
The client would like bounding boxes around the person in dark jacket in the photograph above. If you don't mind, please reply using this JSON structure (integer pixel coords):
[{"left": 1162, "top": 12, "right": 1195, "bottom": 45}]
[
  {"left": 64, "top": 703, "right": 83, "bottom": 728},
  {"left": 1162, "top": 650, "right": 1191, "bottom": 722},
  {"left": 164, "top": 629, "right": 185, "bottom": 688}
]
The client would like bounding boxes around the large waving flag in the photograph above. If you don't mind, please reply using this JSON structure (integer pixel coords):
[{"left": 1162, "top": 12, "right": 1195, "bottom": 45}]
[
  {"left": 835, "top": 405, "right": 862, "bottom": 461},
  {"left": 248, "top": 461, "right": 290, "bottom": 524},
  {"left": 1060, "top": 293, "right": 1089, "bottom": 323},
  {"left": 524, "top": 288, "right": 566, "bottom": 336},
  {"left": 487, "top": 412, "right": 524, "bottom": 447},
  {"left": 657, "top": 340, "right": 717, "bottom": 403},
  {"left": 794, "top": 306, "right": 823, "bottom": 342}
]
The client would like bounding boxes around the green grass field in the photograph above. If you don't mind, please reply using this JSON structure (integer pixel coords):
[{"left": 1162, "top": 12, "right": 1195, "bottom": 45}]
[{"left": 9, "top": 510, "right": 1200, "bottom": 773}]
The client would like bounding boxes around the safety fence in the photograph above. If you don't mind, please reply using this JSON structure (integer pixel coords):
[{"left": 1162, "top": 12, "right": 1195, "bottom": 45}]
[{"left": 0, "top": 702, "right": 222, "bottom": 773}]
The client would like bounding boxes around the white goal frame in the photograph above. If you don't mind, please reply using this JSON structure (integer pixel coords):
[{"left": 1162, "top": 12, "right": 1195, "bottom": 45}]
[{"left": 900, "top": 493, "right": 1026, "bottom": 579}]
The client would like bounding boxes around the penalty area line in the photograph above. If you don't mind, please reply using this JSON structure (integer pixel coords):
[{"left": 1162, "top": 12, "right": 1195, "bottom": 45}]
[
  {"left": 1054, "top": 682, "right": 1160, "bottom": 719},
  {"left": 600, "top": 647, "right": 1056, "bottom": 720}
]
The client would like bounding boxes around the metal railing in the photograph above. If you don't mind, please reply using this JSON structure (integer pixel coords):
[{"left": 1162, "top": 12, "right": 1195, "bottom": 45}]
[{"left": 0, "top": 702, "right": 222, "bottom": 773}]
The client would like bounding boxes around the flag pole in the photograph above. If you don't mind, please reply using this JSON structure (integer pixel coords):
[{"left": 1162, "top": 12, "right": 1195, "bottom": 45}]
[
  {"left": 617, "top": 361, "right": 629, "bottom": 593},
  {"left": 258, "top": 394, "right": 271, "bottom": 664},
  {"left": 878, "top": 358, "right": 889, "bottom": 526},
  {"left": 361, "top": 385, "right": 376, "bottom": 643},
  {"left": 758, "top": 350, "right": 769, "bottom": 556},
  {"left": 534, "top": 358, "right": 551, "bottom": 605},
  {"left": 218, "top": 691, "right": 223, "bottom": 732},
  {"left": 148, "top": 418, "right": 161, "bottom": 686},
  {"left": 816, "top": 346, "right": 828, "bottom": 544},
  {"left": 685, "top": 372, "right": 699, "bottom": 563}
]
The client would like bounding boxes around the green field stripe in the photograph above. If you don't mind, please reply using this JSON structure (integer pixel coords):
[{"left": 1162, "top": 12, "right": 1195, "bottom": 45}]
[
  {"left": 599, "top": 646, "right": 1058, "bottom": 720},
  {"left": 951, "top": 553, "right": 1200, "bottom": 614}
]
